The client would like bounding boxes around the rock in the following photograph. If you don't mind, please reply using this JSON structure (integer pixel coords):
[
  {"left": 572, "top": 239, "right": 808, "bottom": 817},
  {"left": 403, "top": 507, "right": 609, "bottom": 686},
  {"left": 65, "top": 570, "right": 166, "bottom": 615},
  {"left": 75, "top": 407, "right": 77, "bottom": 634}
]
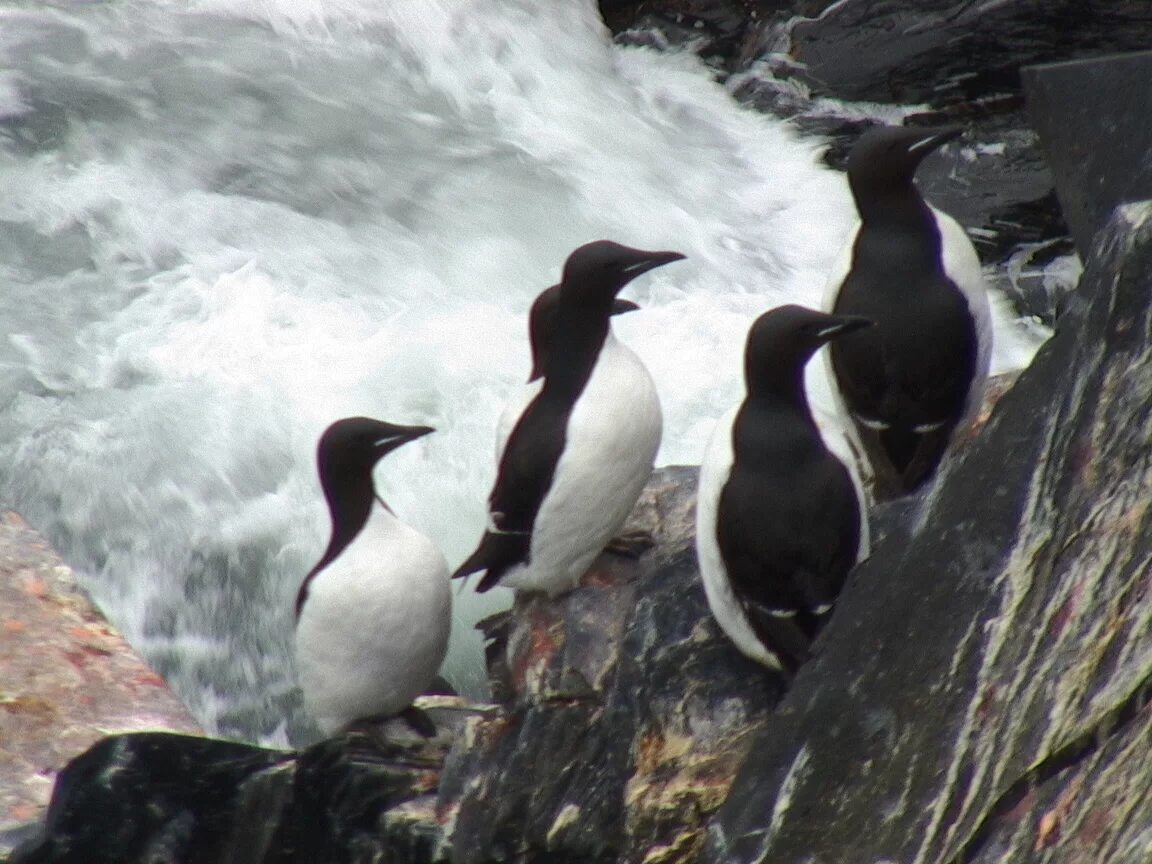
[
  {"left": 1023, "top": 50, "right": 1152, "bottom": 258},
  {"left": 9, "top": 728, "right": 451, "bottom": 864},
  {"left": 599, "top": 2, "right": 827, "bottom": 70},
  {"left": 786, "top": 0, "right": 1152, "bottom": 107},
  {"left": 705, "top": 200, "right": 1152, "bottom": 863},
  {"left": 0, "top": 512, "right": 200, "bottom": 855}
]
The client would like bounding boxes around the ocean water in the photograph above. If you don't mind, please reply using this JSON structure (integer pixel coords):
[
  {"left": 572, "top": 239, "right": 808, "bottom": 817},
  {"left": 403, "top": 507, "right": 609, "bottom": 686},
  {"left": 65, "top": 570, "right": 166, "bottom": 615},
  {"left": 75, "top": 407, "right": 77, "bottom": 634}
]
[{"left": 0, "top": 0, "right": 1050, "bottom": 744}]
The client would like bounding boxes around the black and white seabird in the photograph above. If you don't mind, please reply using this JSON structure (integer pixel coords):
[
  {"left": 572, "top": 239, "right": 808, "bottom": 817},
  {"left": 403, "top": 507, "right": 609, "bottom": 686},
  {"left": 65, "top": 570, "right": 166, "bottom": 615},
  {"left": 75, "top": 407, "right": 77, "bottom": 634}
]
[
  {"left": 454, "top": 240, "right": 684, "bottom": 595},
  {"left": 696, "top": 305, "right": 872, "bottom": 674},
  {"left": 495, "top": 285, "right": 639, "bottom": 459},
  {"left": 824, "top": 123, "right": 992, "bottom": 499},
  {"left": 295, "top": 416, "right": 451, "bottom": 736}
]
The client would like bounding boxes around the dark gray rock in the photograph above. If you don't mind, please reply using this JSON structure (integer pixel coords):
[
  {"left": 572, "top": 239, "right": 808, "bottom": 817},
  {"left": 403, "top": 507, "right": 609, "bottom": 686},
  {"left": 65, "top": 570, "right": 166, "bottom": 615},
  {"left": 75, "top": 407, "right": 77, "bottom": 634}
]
[
  {"left": 1023, "top": 50, "right": 1152, "bottom": 258},
  {"left": 787, "top": 0, "right": 1152, "bottom": 107},
  {"left": 599, "top": 2, "right": 831, "bottom": 69},
  {"left": 10, "top": 730, "right": 449, "bottom": 864},
  {"left": 10, "top": 734, "right": 291, "bottom": 864},
  {"left": 705, "top": 199, "right": 1152, "bottom": 864}
]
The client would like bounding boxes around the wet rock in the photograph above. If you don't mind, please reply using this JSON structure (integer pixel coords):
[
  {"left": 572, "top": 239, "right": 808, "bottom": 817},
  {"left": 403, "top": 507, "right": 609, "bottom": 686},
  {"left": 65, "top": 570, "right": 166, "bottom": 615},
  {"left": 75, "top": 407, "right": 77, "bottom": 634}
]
[
  {"left": 787, "top": 0, "right": 1152, "bottom": 107},
  {"left": 1023, "top": 50, "right": 1152, "bottom": 258},
  {"left": 705, "top": 199, "right": 1152, "bottom": 864},
  {"left": 9, "top": 729, "right": 448, "bottom": 864},
  {"left": 599, "top": 2, "right": 826, "bottom": 69}
]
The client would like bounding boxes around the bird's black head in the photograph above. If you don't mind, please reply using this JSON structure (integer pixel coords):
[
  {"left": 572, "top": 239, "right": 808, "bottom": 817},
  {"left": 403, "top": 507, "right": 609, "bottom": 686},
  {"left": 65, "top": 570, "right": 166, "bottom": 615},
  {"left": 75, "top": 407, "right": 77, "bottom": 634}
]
[
  {"left": 846, "top": 124, "right": 964, "bottom": 200},
  {"left": 527, "top": 283, "right": 640, "bottom": 381},
  {"left": 317, "top": 416, "right": 434, "bottom": 496},
  {"left": 559, "top": 240, "right": 685, "bottom": 308},
  {"left": 745, "top": 305, "right": 873, "bottom": 399}
]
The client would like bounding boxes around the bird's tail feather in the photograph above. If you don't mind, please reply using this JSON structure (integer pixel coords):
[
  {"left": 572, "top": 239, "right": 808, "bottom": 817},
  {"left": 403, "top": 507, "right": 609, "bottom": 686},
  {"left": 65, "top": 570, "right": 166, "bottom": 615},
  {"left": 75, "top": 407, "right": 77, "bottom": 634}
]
[{"left": 451, "top": 530, "right": 528, "bottom": 593}]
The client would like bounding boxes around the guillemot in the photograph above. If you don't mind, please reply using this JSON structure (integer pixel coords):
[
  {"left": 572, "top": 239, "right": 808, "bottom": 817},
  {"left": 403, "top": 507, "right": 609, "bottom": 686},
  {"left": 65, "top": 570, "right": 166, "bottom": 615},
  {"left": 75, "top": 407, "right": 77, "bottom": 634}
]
[
  {"left": 295, "top": 416, "right": 451, "bottom": 736},
  {"left": 824, "top": 123, "right": 993, "bottom": 498},
  {"left": 454, "top": 240, "right": 684, "bottom": 594},
  {"left": 696, "top": 305, "right": 872, "bottom": 673}
]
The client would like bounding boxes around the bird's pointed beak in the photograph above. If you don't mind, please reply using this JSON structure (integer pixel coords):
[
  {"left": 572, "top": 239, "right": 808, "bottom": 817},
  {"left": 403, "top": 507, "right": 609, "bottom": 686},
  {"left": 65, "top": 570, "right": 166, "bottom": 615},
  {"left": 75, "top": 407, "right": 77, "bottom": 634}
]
[
  {"left": 620, "top": 250, "right": 687, "bottom": 279},
  {"left": 817, "top": 315, "right": 874, "bottom": 342},
  {"left": 906, "top": 124, "right": 964, "bottom": 157},
  {"left": 611, "top": 298, "right": 641, "bottom": 316}
]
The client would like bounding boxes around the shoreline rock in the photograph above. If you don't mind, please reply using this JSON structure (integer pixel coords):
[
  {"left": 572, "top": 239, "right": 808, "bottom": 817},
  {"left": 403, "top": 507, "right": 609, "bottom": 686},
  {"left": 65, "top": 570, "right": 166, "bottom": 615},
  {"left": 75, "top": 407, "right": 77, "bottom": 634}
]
[{"left": 0, "top": 512, "right": 200, "bottom": 856}]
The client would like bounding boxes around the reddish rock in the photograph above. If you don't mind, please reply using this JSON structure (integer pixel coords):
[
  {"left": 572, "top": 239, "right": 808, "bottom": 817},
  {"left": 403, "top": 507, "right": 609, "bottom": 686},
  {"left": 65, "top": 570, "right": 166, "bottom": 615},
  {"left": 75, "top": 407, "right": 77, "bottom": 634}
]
[{"left": 0, "top": 511, "right": 199, "bottom": 843}]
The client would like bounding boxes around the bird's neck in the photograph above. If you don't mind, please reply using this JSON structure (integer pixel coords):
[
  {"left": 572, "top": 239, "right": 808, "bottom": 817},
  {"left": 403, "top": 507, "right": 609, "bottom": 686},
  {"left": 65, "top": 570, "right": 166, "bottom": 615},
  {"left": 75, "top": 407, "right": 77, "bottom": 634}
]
[
  {"left": 851, "top": 186, "right": 943, "bottom": 274},
  {"left": 541, "top": 304, "right": 610, "bottom": 398},
  {"left": 295, "top": 477, "right": 378, "bottom": 619},
  {"left": 745, "top": 362, "right": 811, "bottom": 418},
  {"left": 732, "top": 386, "right": 825, "bottom": 467},
  {"left": 852, "top": 181, "right": 934, "bottom": 230}
]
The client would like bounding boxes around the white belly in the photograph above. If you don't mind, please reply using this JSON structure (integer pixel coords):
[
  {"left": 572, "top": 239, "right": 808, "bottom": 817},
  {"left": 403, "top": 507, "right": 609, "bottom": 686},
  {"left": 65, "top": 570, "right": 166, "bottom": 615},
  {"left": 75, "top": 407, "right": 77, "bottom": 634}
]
[
  {"left": 295, "top": 506, "right": 451, "bottom": 736},
  {"left": 499, "top": 333, "right": 662, "bottom": 594},
  {"left": 694, "top": 406, "right": 782, "bottom": 670}
]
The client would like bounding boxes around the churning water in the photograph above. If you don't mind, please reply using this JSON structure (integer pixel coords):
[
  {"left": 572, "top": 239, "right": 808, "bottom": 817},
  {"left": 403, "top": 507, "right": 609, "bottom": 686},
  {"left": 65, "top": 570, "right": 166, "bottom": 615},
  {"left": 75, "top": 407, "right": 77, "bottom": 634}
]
[{"left": 0, "top": 0, "right": 1049, "bottom": 743}]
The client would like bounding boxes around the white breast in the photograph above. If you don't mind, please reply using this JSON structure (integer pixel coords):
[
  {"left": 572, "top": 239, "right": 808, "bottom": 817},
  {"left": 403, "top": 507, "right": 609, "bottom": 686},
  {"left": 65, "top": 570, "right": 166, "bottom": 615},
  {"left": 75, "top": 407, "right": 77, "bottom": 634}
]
[
  {"left": 498, "top": 330, "right": 662, "bottom": 594},
  {"left": 295, "top": 504, "right": 451, "bottom": 736},
  {"left": 694, "top": 405, "right": 782, "bottom": 669}
]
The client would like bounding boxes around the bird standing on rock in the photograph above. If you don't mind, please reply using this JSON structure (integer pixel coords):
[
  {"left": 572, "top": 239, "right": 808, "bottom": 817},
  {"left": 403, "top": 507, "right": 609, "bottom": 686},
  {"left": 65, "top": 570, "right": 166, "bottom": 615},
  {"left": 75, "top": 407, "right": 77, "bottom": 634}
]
[
  {"left": 295, "top": 417, "right": 451, "bottom": 737},
  {"left": 696, "top": 305, "right": 872, "bottom": 675},
  {"left": 454, "top": 240, "right": 685, "bottom": 595},
  {"left": 824, "top": 124, "right": 992, "bottom": 499}
]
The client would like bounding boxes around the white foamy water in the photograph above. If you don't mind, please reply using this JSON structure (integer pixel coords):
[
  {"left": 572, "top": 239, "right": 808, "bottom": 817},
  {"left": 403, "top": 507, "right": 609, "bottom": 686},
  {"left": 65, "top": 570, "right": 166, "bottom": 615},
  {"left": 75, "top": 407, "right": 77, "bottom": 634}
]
[{"left": 0, "top": 0, "right": 1045, "bottom": 743}]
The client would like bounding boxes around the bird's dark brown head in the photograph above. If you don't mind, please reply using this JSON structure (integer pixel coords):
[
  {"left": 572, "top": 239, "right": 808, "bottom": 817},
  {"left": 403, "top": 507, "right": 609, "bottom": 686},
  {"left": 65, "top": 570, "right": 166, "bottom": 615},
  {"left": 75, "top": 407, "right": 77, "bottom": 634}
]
[{"left": 846, "top": 124, "right": 964, "bottom": 200}]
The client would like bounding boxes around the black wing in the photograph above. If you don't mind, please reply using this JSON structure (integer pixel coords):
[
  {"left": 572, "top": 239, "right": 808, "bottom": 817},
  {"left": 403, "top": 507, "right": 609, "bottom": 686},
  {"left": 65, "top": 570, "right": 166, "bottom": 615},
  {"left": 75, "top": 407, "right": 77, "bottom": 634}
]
[
  {"left": 452, "top": 390, "right": 571, "bottom": 591},
  {"left": 832, "top": 263, "right": 978, "bottom": 492}
]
